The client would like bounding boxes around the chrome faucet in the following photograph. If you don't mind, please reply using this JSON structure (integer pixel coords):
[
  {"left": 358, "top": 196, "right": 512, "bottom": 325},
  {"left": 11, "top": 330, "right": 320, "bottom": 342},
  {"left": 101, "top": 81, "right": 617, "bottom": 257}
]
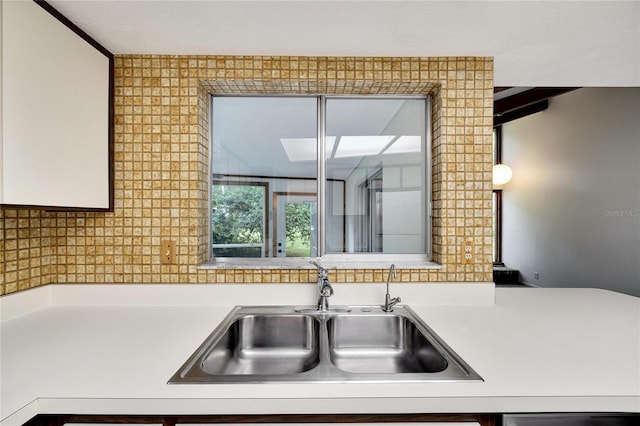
[
  {"left": 383, "top": 264, "right": 401, "bottom": 312},
  {"left": 310, "top": 261, "right": 333, "bottom": 311}
]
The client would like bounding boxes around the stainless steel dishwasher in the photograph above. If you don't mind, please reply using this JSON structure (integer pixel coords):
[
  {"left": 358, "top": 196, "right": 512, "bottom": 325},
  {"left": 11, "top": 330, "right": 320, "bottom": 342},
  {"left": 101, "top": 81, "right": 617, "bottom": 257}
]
[{"left": 502, "top": 413, "right": 639, "bottom": 425}]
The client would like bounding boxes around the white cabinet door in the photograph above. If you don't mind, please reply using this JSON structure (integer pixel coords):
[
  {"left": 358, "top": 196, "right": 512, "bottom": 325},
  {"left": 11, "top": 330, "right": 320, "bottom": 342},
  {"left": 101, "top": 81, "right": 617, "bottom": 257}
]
[{"left": 1, "top": 0, "right": 112, "bottom": 209}]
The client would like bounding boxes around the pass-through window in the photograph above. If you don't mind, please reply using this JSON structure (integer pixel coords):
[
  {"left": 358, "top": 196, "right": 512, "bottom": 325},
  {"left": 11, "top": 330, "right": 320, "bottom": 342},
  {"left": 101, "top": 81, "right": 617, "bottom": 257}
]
[{"left": 210, "top": 95, "right": 430, "bottom": 260}]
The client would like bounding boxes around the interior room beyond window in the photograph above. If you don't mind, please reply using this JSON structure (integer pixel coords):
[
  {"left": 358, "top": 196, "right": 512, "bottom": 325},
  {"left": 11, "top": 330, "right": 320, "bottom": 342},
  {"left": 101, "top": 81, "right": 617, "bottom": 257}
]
[{"left": 210, "top": 95, "right": 429, "bottom": 260}]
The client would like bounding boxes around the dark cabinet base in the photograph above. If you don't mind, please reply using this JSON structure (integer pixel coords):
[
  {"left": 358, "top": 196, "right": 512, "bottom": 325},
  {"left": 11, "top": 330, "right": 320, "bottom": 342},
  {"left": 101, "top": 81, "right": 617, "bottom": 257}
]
[{"left": 24, "top": 413, "right": 499, "bottom": 426}]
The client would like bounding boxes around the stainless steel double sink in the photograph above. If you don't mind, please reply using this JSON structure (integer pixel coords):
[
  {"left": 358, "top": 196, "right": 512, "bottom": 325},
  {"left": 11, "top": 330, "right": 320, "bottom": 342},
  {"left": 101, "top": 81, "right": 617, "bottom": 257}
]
[{"left": 169, "top": 305, "right": 482, "bottom": 383}]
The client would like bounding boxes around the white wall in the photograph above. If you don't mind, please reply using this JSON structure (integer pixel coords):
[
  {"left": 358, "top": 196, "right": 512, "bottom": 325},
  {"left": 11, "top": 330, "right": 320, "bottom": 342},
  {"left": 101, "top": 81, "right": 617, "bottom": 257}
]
[
  {"left": 0, "top": 0, "right": 3, "bottom": 203},
  {"left": 502, "top": 88, "right": 640, "bottom": 296}
]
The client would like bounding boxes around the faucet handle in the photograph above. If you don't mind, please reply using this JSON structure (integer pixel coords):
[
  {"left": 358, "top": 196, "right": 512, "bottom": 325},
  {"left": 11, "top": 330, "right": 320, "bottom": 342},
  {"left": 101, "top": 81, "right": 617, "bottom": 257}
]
[{"left": 309, "top": 260, "right": 328, "bottom": 278}]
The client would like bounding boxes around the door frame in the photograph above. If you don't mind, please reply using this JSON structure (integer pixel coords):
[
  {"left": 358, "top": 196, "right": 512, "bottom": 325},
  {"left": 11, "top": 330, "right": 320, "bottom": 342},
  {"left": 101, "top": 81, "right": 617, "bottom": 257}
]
[{"left": 272, "top": 191, "right": 317, "bottom": 258}]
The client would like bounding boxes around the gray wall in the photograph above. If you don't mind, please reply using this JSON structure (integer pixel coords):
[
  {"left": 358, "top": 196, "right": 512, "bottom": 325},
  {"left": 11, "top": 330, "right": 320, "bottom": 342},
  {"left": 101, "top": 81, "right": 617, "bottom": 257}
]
[{"left": 502, "top": 88, "right": 640, "bottom": 297}]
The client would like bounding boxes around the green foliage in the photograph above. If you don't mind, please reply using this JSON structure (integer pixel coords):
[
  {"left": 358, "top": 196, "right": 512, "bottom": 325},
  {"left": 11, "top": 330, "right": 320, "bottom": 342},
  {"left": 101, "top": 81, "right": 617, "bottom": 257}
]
[
  {"left": 285, "top": 202, "right": 311, "bottom": 245},
  {"left": 213, "top": 185, "right": 315, "bottom": 258},
  {"left": 285, "top": 237, "right": 311, "bottom": 257},
  {"left": 212, "top": 185, "right": 264, "bottom": 244}
]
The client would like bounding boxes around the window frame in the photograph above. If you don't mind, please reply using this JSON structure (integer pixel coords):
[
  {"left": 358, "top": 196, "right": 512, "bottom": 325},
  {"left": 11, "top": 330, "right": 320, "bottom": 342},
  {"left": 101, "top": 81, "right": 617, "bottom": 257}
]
[
  {"left": 208, "top": 94, "right": 433, "bottom": 265},
  {"left": 493, "top": 125, "right": 504, "bottom": 265}
]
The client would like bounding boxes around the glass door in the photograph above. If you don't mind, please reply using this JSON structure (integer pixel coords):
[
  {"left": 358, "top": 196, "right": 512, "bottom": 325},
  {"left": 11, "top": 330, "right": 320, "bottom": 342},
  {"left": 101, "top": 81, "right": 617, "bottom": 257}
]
[{"left": 274, "top": 193, "right": 317, "bottom": 257}]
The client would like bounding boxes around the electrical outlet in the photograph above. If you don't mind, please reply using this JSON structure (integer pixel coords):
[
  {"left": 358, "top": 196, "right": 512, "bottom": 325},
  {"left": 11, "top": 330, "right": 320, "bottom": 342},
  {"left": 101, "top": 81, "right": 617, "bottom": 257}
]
[
  {"left": 161, "top": 240, "right": 176, "bottom": 264},
  {"left": 534, "top": 272, "right": 539, "bottom": 280},
  {"left": 461, "top": 241, "right": 474, "bottom": 264}
]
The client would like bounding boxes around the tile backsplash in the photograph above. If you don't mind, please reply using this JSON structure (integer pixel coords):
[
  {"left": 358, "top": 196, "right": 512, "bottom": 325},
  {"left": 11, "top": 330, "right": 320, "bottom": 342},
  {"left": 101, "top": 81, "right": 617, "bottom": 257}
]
[{"left": 0, "top": 55, "right": 493, "bottom": 296}]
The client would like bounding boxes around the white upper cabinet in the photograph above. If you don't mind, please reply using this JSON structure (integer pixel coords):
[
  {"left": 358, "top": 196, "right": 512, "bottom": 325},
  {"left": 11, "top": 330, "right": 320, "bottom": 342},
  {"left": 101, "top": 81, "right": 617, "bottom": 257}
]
[{"left": 1, "top": 0, "right": 112, "bottom": 210}]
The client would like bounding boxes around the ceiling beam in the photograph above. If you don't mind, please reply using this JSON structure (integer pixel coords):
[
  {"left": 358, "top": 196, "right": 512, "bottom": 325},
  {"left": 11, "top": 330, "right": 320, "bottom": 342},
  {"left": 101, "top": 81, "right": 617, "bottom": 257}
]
[
  {"left": 494, "top": 100, "right": 549, "bottom": 127},
  {"left": 494, "top": 87, "right": 579, "bottom": 116}
]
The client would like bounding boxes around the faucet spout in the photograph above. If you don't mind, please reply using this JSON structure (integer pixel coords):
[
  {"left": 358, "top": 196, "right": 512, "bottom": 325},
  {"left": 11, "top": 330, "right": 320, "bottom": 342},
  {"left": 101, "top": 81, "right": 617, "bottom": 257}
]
[
  {"left": 383, "top": 264, "right": 401, "bottom": 312},
  {"left": 310, "top": 261, "right": 333, "bottom": 311}
]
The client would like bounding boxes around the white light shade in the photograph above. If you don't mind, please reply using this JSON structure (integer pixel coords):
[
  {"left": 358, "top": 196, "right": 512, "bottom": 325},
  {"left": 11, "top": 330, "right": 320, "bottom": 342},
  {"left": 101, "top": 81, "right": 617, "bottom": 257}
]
[{"left": 493, "top": 164, "right": 513, "bottom": 185}]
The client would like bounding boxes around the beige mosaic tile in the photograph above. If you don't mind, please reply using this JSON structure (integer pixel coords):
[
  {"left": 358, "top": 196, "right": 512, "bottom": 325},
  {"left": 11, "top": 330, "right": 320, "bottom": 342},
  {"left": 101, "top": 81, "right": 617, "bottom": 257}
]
[{"left": 0, "top": 55, "right": 494, "bottom": 296}]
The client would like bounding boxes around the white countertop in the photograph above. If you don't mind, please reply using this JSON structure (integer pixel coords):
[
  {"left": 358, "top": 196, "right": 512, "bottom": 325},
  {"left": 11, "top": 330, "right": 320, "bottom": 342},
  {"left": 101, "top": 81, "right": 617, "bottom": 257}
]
[{"left": 1, "top": 284, "right": 639, "bottom": 425}]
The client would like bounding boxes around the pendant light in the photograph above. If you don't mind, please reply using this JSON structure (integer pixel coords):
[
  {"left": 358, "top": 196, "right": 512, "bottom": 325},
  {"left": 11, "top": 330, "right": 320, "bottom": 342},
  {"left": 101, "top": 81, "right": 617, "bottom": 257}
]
[{"left": 492, "top": 163, "right": 513, "bottom": 185}]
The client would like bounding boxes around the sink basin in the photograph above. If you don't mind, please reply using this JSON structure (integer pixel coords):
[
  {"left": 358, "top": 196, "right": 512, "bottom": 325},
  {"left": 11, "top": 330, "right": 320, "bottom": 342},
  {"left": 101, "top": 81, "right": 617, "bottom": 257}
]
[
  {"left": 169, "top": 305, "right": 482, "bottom": 383},
  {"left": 327, "top": 314, "right": 448, "bottom": 374},
  {"left": 201, "top": 314, "right": 320, "bottom": 375}
]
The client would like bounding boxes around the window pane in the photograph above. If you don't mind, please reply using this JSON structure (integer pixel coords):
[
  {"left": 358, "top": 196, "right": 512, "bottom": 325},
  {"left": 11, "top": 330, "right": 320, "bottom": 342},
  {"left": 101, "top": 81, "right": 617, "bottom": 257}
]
[
  {"left": 211, "top": 96, "right": 317, "bottom": 258},
  {"left": 325, "top": 98, "right": 427, "bottom": 254},
  {"left": 492, "top": 191, "right": 498, "bottom": 262},
  {"left": 492, "top": 127, "right": 497, "bottom": 165},
  {"left": 212, "top": 184, "right": 265, "bottom": 257},
  {"left": 492, "top": 189, "right": 502, "bottom": 264}
]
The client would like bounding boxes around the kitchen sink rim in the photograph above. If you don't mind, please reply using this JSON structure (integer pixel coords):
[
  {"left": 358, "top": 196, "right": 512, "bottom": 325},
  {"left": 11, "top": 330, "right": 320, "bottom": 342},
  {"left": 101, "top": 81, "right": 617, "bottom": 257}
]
[{"left": 168, "top": 304, "right": 483, "bottom": 384}]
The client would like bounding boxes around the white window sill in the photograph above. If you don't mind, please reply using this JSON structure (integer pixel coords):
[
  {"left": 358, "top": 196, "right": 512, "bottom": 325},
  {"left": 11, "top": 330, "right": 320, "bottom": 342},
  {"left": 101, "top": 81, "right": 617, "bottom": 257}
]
[{"left": 198, "top": 256, "right": 442, "bottom": 270}]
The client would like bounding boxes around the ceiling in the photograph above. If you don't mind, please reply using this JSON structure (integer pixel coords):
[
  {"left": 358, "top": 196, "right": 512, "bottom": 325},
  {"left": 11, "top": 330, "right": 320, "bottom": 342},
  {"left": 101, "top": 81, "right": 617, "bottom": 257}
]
[
  {"left": 47, "top": 0, "right": 640, "bottom": 87},
  {"left": 212, "top": 89, "right": 576, "bottom": 180},
  {"left": 213, "top": 97, "right": 423, "bottom": 180}
]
